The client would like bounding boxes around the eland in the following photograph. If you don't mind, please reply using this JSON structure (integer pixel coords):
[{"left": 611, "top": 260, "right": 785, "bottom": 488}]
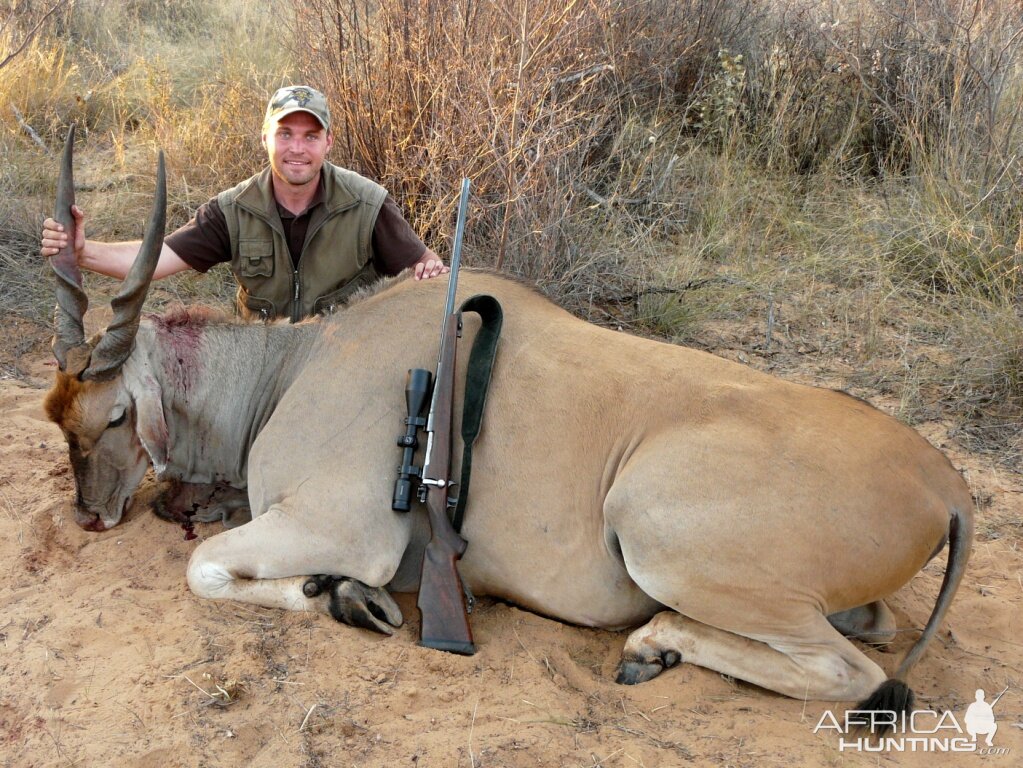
[{"left": 44, "top": 135, "right": 973, "bottom": 713}]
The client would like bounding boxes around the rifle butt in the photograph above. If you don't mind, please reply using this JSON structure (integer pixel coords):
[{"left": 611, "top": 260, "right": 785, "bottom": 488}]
[
  {"left": 419, "top": 636, "right": 476, "bottom": 656},
  {"left": 417, "top": 539, "right": 475, "bottom": 656}
]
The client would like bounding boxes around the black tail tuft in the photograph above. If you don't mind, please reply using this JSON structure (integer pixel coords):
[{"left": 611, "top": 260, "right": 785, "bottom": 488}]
[{"left": 852, "top": 679, "right": 915, "bottom": 735}]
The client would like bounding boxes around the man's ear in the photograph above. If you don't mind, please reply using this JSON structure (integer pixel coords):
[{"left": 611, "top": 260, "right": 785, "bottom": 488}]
[{"left": 125, "top": 373, "right": 169, "bottom": 475}]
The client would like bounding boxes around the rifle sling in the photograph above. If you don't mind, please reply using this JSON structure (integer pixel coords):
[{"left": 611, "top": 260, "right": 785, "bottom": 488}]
[{"left": 451, "top": 294, "right": 503, "bottom": 533}]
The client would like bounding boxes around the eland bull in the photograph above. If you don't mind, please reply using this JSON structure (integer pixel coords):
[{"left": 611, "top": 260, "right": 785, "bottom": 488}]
[{"left": 44, "top": 137, "right": 972, "bottom": 712}]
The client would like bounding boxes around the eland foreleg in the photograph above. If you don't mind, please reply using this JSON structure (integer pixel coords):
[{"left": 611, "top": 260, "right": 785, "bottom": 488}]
[{"left": 186, "top": 502, "right": 406, "bottom": 635}]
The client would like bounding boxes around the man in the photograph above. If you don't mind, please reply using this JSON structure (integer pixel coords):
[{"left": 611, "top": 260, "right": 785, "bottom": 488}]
[{"left": 41, "top": 85, "right": 448, "bottom": 322}]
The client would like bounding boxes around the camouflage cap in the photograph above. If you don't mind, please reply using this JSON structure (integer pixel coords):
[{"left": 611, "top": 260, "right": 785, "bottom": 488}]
[{"left": 263, "top": 86, "right": 331, "bottom": 131}]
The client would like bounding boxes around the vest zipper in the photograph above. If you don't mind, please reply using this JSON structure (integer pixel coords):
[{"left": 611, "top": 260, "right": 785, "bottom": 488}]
[{"left": 292, "top": 198, "right": 355, "bottom": 323}]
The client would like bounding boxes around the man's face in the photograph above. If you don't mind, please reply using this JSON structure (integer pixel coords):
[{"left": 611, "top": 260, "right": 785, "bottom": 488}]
[{"left": 262, "top": 111, "right": 333, "bottom": 190}]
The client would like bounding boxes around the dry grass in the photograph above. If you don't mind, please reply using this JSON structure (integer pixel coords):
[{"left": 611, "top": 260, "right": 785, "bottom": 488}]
[{"left": 0, "top": 0, "right": 1020, "bottom": 460}]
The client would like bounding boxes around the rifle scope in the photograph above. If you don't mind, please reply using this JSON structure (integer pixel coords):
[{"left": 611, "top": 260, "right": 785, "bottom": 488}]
[{"left": 392, "top": 367, "right": 432, "bottom": 511}]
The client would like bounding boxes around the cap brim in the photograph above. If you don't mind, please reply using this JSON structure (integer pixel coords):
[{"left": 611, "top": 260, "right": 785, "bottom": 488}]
[{"left": 265, "top": 107, "right": 329, "bottom": 131}]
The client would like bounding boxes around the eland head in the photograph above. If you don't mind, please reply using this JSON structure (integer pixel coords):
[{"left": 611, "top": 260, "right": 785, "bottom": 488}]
[{"left": 44, "top": 126, "right": 168, "bottom": 530}]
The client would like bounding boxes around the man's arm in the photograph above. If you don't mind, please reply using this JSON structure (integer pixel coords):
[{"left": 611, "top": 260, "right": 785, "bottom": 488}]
[
  {"left": 79, "top": 240, "right": 193, "bottom": 280},
  {"left": 373, "top": 198, "right": 450, "bottom": 281},
  {"left": 41, "top": 204, "right": 194, "bottom": 280}
]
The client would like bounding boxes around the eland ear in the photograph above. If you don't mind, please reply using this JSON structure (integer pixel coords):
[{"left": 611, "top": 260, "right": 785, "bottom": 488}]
[{"left": 125, "top": 373, "right": 169, "bottom": 475}]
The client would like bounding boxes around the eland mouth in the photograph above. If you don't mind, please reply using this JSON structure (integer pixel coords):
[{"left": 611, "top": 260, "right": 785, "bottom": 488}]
[{"left": 74, "top": 497, "right": 129, "bottom": 531}]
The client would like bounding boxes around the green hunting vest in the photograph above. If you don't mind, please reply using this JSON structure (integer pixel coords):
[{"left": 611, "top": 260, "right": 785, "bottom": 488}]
[{"left": 218, "top": 163, "right": 388, "bottom": 322}]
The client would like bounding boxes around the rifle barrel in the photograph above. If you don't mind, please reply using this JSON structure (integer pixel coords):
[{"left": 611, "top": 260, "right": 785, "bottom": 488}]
[
  {"left": 425, "top": 178, "right": 471, "bottom": 448},
  {"left": 442, "top": 178, "right": 471, "bottom": 320}
]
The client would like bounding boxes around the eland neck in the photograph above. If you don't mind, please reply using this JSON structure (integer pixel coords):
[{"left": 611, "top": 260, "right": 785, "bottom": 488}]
[{"left": 124, "top": 308, "right": 321, "bottom": 487}]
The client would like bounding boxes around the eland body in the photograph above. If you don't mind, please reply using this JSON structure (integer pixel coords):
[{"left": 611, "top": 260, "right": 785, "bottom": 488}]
[{"left": 45, "top": 138, "right": 973, "bottom": 708}]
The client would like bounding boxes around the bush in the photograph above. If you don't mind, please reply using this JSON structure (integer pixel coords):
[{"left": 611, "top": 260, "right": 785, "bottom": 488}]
[
  {"left": 0, "top": 0, "right": 1019, "bottom": 450},
  {"left": 289, "top": 0, "right": 764, "bottom": 284}
]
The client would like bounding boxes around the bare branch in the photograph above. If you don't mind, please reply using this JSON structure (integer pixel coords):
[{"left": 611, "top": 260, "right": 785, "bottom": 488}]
[{"left": 0, "top": 0, "right": 70, "bottom": 72}]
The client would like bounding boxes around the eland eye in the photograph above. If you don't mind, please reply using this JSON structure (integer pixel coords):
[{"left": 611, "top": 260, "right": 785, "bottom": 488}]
[{"left": 107, "top": 413, "right": 127, "bottom": 429}]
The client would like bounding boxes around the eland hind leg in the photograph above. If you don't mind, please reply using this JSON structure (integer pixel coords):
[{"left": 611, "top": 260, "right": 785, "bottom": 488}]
[
  {"left": 603, "top": 446, "right": 893, "bottom": 701},
  {"left": 616, "top": 610, "right": 887, "bottom": 701},
  {"left": 607, "top": 519, "right": 893, "bottom": 700},
  {"left": 828, "top": 600, "right": 897, "bottom": 646}
]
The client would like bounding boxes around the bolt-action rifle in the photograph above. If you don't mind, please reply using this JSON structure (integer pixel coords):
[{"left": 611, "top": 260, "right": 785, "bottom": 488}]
[{"left": 393, "top": 178, "right": 475, "bottom": 655}]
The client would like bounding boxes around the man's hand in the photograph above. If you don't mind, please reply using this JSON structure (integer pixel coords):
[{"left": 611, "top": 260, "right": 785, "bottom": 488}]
[
  {"left": 39, "top": 207, "right": 192, "bottom": 281},
  {"left": 41, "top": 205, "right": 85, "bottom": 262},
  {"left": 413, "top": 249, "right": 450, "bottom": 281}
]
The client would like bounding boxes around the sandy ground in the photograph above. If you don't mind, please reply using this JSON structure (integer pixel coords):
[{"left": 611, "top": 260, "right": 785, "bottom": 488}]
[{"left": 1, "top": 328, "right": 1021, "bottom": 768}]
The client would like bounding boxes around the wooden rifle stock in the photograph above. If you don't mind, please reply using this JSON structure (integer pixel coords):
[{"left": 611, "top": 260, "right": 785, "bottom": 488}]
[
  {"left": 419, "top": 482, "right": 475, "bottom": 653},
  {"left": 416, "top": 180, "right": 475, "bottom": 655}
]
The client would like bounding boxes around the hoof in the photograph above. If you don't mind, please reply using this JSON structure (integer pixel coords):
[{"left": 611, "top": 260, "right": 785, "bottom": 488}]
[
  {"left": 151, "top": 480, "right": 196, "bottom": 524},
  {"left": 326, "top": 577, "right": 404, "bottom": 635},
  {"left": 302, "top": 574, "right": 334, "bottom": 598},
  {"left": 615, "top": 650, "right": 681, "bottom": 685}
]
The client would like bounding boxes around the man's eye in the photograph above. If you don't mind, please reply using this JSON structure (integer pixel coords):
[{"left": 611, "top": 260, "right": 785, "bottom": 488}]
[{"left": 108, "top": 413, "right": 126, "bottom": 429}]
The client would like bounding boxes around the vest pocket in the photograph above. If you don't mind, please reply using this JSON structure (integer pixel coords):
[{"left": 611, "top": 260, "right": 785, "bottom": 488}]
[
  {"left": 237, "top": 290, "right": 277, "bottom": 321},
  {"left": 238, "top": 240, "right": 274, "bottom": 277},
  {"left": 311, "top": 266, "right": 378, "bottom": 314},
  {"left": 237, "top": 292, "right": 274, "bottom": 319}
]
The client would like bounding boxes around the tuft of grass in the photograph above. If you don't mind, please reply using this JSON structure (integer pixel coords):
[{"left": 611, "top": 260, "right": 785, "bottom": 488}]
[{"left": 949, "top": 299, "right": 1023, "bottom": 463}]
